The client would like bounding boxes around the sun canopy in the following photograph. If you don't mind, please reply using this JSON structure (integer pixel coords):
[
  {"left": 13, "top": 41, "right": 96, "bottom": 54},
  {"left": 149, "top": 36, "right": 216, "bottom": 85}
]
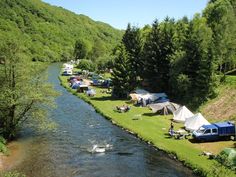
[
  {"left": 184, "top": 113, "right": 210, "bottom": 132},
  {"left": 173, "top": 106, "right": 194, "bottom": 123}
]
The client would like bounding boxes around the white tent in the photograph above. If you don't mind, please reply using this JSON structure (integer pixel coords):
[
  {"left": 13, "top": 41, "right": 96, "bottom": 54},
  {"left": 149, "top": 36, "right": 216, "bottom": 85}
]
[
  {"left": 184, "top": 113, "right": 210, "bottom": 132},
  {"left": 173, "top": 106, "right": 194, "bottom": 123}
]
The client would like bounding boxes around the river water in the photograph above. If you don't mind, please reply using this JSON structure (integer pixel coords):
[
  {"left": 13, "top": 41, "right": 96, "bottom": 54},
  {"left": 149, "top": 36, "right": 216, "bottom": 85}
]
[{"left": 13, "top": 63, "right": 195, "bottom": 177}]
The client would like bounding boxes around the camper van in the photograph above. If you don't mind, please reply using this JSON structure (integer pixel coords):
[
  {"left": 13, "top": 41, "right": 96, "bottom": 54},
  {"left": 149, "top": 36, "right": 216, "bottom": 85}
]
[{"left": 62, "top": 70, "right": 73, "bottom": 76}]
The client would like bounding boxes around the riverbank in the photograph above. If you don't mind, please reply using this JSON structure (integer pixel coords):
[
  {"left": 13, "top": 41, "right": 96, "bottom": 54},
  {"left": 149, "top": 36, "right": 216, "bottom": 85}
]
[
  {"left": 59, "top": 76, "right": 235, "bottom": 177},
  {"left": 0, "top": 141, "right": 25, "bottom": 172}
]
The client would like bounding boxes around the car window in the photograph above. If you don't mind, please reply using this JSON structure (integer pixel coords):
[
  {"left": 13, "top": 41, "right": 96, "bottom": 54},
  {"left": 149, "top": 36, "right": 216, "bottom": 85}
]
[
  {"left": 204, "top": 129, "right": 211, "bottom": 134},
  {"left": 212, "top": 129, "right": 218, "bottom": 134}
]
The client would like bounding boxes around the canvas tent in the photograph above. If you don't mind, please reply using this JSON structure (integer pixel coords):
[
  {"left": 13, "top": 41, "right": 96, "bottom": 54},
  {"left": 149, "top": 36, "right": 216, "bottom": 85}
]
[
  {"left": 129, "top": 93, "right": 139, "bottom": 101},
  {"left": 184, "top": 113, "right": 210, "bottom": 132},
  {"left": 149, "top": 102, "right": 180, "bottom": 115},
  {"left": 173, "top": 106, "right": 194, "bottom": 123}
]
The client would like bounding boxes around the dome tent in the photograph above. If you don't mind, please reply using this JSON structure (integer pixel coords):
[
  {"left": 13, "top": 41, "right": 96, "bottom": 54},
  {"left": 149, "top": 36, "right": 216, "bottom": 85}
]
[
  {"left": 184, "top": 113, "right": 210, "bottom": 132},
  {"left": 173, "top": 106, "right": 194, "bottom": 123}
]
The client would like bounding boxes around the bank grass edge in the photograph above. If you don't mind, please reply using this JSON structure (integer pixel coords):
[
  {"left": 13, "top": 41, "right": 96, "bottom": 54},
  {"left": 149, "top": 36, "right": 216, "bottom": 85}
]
[{"left": 59, "top": 75, "right": 235, "bottom": 177}]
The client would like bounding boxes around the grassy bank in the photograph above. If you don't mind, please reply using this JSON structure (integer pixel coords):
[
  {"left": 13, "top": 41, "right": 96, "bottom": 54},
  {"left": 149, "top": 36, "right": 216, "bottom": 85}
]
[
  {"left": 59, "top": 75, "right": 235, "bottom": 177},
  {"left": 200, "top": 76, "right": 236, "bottom": 122}
]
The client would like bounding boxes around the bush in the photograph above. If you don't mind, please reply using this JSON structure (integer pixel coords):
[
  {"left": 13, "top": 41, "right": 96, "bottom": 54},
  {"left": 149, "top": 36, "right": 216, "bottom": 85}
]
[
  {"left": 0, "top": 136, "right": 7, "bottom": 153},
  {"left": 2, "top": 171, "right": 26, "bottom": 177}
]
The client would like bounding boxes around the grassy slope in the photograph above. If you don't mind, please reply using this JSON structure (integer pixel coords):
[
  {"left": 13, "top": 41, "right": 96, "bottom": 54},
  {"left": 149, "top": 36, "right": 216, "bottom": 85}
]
[
  {"left": 59, "top": 75, "right": 235, "bottom": 177},
  {"left": 200, "top": 76, "right": 236, "bottom": 122}
]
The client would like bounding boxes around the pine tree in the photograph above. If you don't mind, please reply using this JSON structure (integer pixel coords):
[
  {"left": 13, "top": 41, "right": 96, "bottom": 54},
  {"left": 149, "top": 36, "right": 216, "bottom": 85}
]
[
  {"left": 142, "top": 19, "right": 176, "bottom": 92},
  {"left": 185, "top": 15, "right": 218, "bottom": 107},
  {"left": 111, "top": 44, "right": 131, "bottom": 98},
  {"left": 122, "top": 24, "right": 143, "bottom": 89},
  {"left": 142, "top": 20, "right": 162, "bottom": 91}
]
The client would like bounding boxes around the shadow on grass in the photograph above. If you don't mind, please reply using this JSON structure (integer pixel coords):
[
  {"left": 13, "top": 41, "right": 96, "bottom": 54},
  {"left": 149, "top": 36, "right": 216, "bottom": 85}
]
[
  {"left": 91, "top": 96, "right": 121, "bottom": 101},
  {"left": 142, "top": 112, "right": 157, "bottom": 117},
  {"left": 188, "top": 138, "right": 202, "bottom": 144},
  {"left": 164, "top": 133, "right": 173, "bottom": 139}
]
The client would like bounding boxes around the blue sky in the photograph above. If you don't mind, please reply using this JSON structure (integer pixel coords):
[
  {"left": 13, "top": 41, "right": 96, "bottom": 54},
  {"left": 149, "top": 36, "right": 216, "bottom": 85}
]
[{"left": 42, "top": 0, "right": 209, "bottom": 29}]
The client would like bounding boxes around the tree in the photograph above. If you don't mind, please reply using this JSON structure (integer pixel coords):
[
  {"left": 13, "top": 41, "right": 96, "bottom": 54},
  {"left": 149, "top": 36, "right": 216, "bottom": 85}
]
[
  {"left": 122, "top": 24, "right": 143, "bottom": 89},
  {"left": 74, "top": 39, "right": 91, "bottom": 60},
  {"left": 184, "top": 15, "right": 218, "bottom": 107},
  {"left": 142, "top": 18, "right": 176, "bottom": 92},
  {"left": 111, "top": 44, "right": 131, "bottom": 98},
  {"left": 0, "top": 37, "right": 58, "bottom": 140},
  {"left": 88, "top": 39, "right": 106, "bottom": 61},
  {"left": 204, "top": 0, "right": 236, "bottom": 74},
  {"left": 142, "top": 20, "right": 162, "bottom": 91},
  {"left": 78, "top": 59, "right": 96, "bottom": 72}
]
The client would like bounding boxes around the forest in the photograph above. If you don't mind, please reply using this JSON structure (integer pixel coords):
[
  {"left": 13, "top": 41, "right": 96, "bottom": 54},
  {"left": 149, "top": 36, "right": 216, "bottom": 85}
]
[
  {"left": 0, "top": 0, "right": 123, "bottom": 62},
  {"left": 112, "top": 0, "right": 236, "bottom": 109}
]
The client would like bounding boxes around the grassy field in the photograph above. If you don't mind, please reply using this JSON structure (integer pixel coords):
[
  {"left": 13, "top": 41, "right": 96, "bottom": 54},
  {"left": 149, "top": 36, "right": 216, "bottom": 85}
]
[{"left": 59, "top": 75, "right": 236, "bottom": 177}]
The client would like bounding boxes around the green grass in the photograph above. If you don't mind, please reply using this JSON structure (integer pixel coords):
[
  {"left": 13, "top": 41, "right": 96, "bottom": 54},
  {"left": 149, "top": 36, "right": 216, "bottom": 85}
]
[{"left": 59, "top": 75, "right": 236, "bottom": 177}]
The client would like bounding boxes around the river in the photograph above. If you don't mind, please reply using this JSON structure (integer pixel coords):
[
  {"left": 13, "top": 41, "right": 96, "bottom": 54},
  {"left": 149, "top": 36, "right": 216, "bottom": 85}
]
[{"left": 12, "top": 63, "right": 195, "bottom": 177}]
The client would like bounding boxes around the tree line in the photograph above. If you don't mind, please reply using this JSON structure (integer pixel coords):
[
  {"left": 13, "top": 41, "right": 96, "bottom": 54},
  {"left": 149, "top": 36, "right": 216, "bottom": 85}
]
[{"left": 112, "top": 0, "right": 236, "bottom": 109}]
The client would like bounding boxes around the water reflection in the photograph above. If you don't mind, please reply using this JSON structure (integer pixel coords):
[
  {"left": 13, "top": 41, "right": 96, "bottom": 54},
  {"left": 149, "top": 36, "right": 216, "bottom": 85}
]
[{"left": 13, "top": 63, "right": 195, "bottom": 177}]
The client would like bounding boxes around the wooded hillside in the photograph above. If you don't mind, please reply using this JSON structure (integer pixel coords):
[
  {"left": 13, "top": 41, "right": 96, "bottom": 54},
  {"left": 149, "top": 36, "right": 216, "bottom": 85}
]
[{"left": 0, "top": 0, "right": 123, "bottom": 62}]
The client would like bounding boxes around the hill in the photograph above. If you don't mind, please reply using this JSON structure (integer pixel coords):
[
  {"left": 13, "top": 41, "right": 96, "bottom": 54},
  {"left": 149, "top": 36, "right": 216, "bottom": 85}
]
[
  {"left": 0, "top": 0, "right": 123, "bottom": 62},
  {"left": 200, "top": 76, "right": 236, "bottom": 122}
]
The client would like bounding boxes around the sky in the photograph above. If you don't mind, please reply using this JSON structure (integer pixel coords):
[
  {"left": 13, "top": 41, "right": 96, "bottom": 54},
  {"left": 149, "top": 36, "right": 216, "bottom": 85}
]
[{"left": 42, "top": 0, "right": 209, "bottom": 29}]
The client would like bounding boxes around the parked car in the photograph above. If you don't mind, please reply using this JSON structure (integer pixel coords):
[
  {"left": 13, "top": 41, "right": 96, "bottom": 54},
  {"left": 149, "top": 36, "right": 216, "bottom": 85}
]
[{"left": 192, "top": 121, "right": 235, "bottom": 142}]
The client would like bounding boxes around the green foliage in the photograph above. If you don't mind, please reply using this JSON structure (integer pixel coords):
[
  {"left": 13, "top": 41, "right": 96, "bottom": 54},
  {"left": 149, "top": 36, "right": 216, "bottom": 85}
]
[
  {"left": 204, "top": 0, "right": 236, "bottom": 74},
  {"left": 74, "top": 39, "right": 91, "bottom": 60},
  {"left": 77, "top": 59, "right": 96, "bottom": 72},
  {"left": 95, "top": 55, "right": 114, "bottom": 73},
  {"left": 122, "top": 23, "right": 143, "bottom": 89},
  {"left": 2, "top": 171, "right": 26, "bottom": 177},
  {"left": 142, "top": 18, "right": 176, "bottom": 92},
  {"left": 111, "top": 44, "right": 131, "bottom": 98},
  {"left": 0, "top": 136, "right": 7, "bottom": 153},
  {"left": 0, "top": 0, "right": 122, "bottom": 62},
  {"left": 142, "top": 20, "right": 163, "bottom": 91},
  {"left": 0, "top": 36, "right": 59, "bottom": 140}
]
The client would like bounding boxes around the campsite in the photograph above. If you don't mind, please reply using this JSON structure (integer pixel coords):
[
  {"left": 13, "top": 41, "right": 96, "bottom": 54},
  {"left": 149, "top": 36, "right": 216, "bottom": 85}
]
[
  {"left": 59, "top": 64, "right": 236, "bottom": 176},
  {"left": 1, "top": 0, "right": 236, "bottom": 176}
]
